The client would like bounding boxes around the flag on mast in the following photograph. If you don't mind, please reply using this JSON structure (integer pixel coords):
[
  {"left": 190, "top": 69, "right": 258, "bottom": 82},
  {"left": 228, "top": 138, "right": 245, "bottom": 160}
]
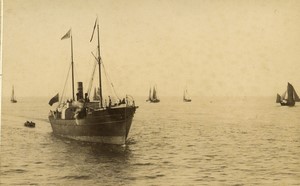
[
  {"left": 49, "top": 93, "right": 59, "bottom": 106},
  {"left": 90, "top": 18, "right": 98, "bottom": 42},
  {"left": 61, "top": 29, "right": 71, "bottom": 40}
]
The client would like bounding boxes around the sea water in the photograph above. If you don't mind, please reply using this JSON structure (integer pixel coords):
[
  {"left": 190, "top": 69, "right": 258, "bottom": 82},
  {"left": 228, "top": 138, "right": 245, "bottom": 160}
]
[{"left": 1, "top": 96, "right": 300, "bottom": 185}]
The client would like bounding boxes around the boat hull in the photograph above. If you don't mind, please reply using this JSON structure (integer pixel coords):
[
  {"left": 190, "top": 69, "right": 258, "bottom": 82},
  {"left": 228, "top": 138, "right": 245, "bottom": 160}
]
[
  {"left": 147, "top": 99, "right": 160, "bottom": 103},
  {"left": 49, "top": 106, "right": 137, "bottom": 145},
  {"left": 24, "top": 122, "right": 35, "bottom": 128},
  {"left": 280, "top": 102, "right": 295, "bottom": 106}
]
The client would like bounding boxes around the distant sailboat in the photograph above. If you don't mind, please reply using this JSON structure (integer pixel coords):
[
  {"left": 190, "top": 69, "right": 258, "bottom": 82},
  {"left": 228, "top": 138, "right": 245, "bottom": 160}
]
[
  {"left": 183, "top": 88, "right": 191, "bottom": 102},
  {"left": 276, "top": 82, "right": 300, "bottom": 106},
  {"left": 10, "top": 86, "right": 17, "bottom": 103},
  {"left": 147, "top": 86, "right": 160, "bottom": 103},
  {"left": 93, "top": 87, "right": 100, "bottom": 100}
]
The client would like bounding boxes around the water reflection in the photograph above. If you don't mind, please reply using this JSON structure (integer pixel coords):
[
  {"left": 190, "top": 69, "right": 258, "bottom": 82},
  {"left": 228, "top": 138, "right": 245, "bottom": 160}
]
[
  {"left": 51, "top": 134, "right": 133, "bottom": 158},
  {"left": 44, "top": 134, "right": 136, "bottom": 184}
]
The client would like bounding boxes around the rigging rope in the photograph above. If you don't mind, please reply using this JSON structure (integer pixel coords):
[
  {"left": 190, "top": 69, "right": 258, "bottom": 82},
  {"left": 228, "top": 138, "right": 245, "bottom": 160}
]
[
  {"left": 86, "top": 45, "right": 121, "bottom": 101},
  {"left": 57, "top": 62, "right": 72, "bottom": 108},
  {"left": 101, "top": 60, "right": 120, "bottom": 100},
  {"left": 87, "top": 54, "right": 98, "bottom": 97},
  {"left": 88, "top": 51, "right": 121, "bottom": 101}
]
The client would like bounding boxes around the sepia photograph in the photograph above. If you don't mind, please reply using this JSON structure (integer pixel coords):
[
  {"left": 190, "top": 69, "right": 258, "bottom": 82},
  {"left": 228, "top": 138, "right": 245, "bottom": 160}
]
[{"left": 1, "top": 0, "right": 300, "bottom": 185}]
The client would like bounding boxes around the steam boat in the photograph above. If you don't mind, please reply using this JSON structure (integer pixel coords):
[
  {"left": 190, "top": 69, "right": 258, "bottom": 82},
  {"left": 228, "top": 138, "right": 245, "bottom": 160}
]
[{"left": 48, "top": 18, "right": 138, "bottom": 145}]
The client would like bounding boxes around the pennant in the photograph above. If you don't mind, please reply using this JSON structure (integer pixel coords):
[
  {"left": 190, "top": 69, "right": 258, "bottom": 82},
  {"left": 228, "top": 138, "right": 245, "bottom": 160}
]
[
  {"left": 49, "top": 93, "right": 59, "bottom": 106},
  {"left": 61, "top": 29, "right": 71, "bottom": 40},
  {"left": 90, "top": 18, "right": 97, "bottom": 42}
]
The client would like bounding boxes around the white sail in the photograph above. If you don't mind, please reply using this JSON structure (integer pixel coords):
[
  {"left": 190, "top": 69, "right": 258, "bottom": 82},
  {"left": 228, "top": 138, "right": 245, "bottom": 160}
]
[
  {"left": 185, "top": 89, "right": 191, "bottom": 100},
  {"left": 183, "top": 87, "right": 191, "bottom": 102},
  {"left": 281, "top": 91, "right": 287, "bottom": 100}
]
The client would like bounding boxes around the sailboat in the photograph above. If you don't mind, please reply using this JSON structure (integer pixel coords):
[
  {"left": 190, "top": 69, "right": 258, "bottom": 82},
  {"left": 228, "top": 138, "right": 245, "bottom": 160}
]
[
  {"left": 48, "top": 18, "right": 138, "bottom": 145},
  {"left": 183, "top": 88, "right": 191, "bottom": 102},
  {"left": 276, "top": 82, "right": 300, "bottom": 106},
  {"left": 146, "top": 86, "right": 160, "bottom": 103},
  {"left": 10, "top": 86, "right": 17, "bottom": 103},
  {"left": 93, "top": 87, "right": 100, "bottom": 100}
]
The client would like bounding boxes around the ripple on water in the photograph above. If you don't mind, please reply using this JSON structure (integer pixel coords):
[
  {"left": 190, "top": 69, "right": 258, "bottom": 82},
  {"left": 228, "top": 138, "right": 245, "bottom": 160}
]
[
  {"left": 2, "top": 97, "right": 300, "bottom": 185},
  {"left": 2, "top": 168, "right": 28, "bottom": 175},
  {"left": 60, "top": 175, "right": 91, "bottom": 180},
  {"left": 133, "top": 162, "right": 154, "bottom": 166}
]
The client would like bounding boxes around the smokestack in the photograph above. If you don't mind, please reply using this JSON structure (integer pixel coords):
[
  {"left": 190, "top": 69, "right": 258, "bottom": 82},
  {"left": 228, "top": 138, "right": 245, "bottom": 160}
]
[{"left": 76, "top": 82, "right": 83, "bottom": 101}]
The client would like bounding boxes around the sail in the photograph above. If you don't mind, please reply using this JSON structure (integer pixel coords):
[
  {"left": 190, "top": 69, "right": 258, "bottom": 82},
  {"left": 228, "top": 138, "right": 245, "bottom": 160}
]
[
  {"left": 93, "top": 88, "right": 97, "bottom": 100},
  {"left": 281, "top": 91, "right": 287, "bottom": 100},
  {"left": 276, "top": 94, "right": 281, "bottom": 103},
  {"left": 93, "top": 87, "right": 100, "bottom": 100},
  {"left": 184, "top": 89, "right": 187, "bottom": 100},
  {"left": 153, "top": 86, "right": 157, "bottom": 100},
  {"left": 185, "top": 89, "right": 190, "bottom": 99},
  {"left": 148, "top": 88, "right": 152, "bottom": 100},
  {"left": 183, "top": 88, "right": 191, "bottom": 101},
  {"left": 293, "top": 89, "right": 300, "bottom": 102},
  {"left": 287, "top": 83, "right": 295, "bottom": 102},
  {"left": 11, "top": 86, "right": 14, "bottom": 101},
  {"left": 10, "top": 86, "right": 17, "bottom": 102}
]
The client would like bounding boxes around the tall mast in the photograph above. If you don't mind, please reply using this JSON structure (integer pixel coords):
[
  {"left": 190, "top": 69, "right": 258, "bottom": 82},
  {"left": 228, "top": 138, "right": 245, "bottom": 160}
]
[
  {"left": 71, "top": 33, "right": 75, "bottom": 100},
  {"left": 97, "top": 20, "right": 103, "bottom": 108}
]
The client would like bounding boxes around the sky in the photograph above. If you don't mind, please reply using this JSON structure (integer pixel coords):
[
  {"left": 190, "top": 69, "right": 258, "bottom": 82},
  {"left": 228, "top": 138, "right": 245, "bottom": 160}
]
[{"left": 2, "top": 0, "right": 300, "bottom": 99}]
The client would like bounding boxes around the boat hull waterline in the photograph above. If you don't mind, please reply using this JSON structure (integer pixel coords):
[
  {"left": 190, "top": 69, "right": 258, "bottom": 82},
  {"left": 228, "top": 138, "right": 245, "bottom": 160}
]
[{"left": 49, "top": 106, "right": 137, "bottom": 145}]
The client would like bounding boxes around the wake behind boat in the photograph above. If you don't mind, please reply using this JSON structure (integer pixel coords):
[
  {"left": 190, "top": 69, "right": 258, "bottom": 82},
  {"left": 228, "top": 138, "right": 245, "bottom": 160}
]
[
  {"left": 276, "top": 82, "right": 300, "bottom": 106},
  {"left": 48, "top": 18, "right": 138, "bottom": 145}
]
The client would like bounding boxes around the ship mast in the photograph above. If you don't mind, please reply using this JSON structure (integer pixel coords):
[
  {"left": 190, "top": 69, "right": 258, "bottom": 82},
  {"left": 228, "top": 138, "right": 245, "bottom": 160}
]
[
  {"left": 61, "top": 29, "right": 75, "bottom": 101},
  {"left": 96, "top": 20, "right": 103, "bottom": 108},
  {"left": 71, "top": 33, "right": 75, "bottom": 101}
]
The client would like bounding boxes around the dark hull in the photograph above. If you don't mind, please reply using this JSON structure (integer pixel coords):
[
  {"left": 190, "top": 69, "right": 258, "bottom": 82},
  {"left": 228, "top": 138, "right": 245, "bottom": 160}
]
[
  {"left": 183, "top": 99, "right": 191, "bottom": 102},
  {"left": 11, "top": 100, "right": 17, "bottom": 103},
  {"left": 280, "top": 102, "right": 295, "bottom": 106},
  {"left": 147, "top": 99, "right": 160, "bottom": 103},
  {"left": 24, "top": 123, "right": 35, "bottom": 128},
  {"left": 49, "top": 106, "right": 137, "bottom": 145}
]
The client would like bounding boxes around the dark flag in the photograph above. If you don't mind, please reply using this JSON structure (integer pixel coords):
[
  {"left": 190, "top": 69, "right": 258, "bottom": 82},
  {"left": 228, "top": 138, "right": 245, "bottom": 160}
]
[
  {"left": 90, "top": 18, "right": 98, "bottom": 42},
  {"left": 61, "top": 29, "right": 71, "bottom": 40},
  {"left": 49, "top": 93, "right": 59, "bottom": 106}
]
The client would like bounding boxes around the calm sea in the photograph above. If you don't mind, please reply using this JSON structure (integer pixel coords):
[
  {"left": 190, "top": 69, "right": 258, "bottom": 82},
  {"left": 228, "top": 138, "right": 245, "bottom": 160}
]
[{"left": 1, "top": 96, "right": 300, "bottom": 185}]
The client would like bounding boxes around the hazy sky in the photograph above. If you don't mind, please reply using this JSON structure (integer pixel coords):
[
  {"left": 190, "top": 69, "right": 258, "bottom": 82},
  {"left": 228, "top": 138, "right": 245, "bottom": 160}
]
[{"left": 2, "top": 0, "right": 300, "bottom": 99}]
